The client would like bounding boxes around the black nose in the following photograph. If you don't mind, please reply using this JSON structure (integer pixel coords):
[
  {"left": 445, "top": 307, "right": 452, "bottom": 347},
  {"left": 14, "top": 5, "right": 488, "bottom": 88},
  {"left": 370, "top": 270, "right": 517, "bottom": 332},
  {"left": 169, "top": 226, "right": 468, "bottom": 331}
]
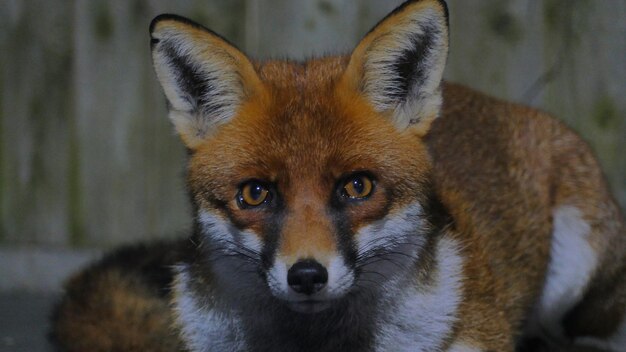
[{"left": 287, "top": 260, "right": 328, "bottom": 295}]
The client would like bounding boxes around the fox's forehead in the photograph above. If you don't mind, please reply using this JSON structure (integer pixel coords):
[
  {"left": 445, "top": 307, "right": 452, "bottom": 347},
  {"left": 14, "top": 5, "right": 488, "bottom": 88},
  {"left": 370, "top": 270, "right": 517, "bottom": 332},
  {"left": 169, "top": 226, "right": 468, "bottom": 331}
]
[
  {"left": 254, "top": 56, "right": 349, "bottom": 91},
  {"left": 191, "top": 58, "right": 423, "bottom": 185}
]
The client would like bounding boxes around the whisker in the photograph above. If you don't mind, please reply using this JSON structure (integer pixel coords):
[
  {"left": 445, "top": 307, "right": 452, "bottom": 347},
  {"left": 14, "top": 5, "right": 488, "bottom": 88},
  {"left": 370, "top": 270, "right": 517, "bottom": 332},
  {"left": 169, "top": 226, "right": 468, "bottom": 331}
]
[
  {"left": 356, "top": 256, "right": 409, "bottom": 271},
  {"left": 356, "top": 239, "right": 423, "bottom": 261}
]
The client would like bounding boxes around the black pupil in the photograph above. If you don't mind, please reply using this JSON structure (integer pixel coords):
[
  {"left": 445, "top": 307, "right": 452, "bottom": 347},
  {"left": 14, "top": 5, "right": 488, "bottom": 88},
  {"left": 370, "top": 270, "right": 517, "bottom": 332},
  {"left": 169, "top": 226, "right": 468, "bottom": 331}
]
[
  {"left": 352, "top": 177, "right": 364, "bottom": 194},
  {"left": 250, "top": 184, "right": 264, "bottom": 200}
]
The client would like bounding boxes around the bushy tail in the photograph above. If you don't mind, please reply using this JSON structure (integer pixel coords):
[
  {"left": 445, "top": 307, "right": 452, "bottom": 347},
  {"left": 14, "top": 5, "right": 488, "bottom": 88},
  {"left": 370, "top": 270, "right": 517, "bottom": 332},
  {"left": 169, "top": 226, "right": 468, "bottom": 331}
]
[{"left": 50, "top": 240, "right": 188, "bottom": 352}]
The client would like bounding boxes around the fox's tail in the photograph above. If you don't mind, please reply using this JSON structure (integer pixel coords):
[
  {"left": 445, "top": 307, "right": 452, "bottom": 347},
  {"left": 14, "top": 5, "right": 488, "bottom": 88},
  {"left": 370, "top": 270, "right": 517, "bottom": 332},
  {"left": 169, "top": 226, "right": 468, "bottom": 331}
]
[{"left": 49, "top": 240, "right": 187, "bottom": 352}]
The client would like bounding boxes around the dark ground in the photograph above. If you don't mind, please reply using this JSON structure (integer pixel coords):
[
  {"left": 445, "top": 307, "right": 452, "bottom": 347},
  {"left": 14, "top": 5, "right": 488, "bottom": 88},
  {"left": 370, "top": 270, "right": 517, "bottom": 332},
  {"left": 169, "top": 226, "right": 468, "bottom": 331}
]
[{"left": 0, "top": 291, "right": 57, "bottom": 352}]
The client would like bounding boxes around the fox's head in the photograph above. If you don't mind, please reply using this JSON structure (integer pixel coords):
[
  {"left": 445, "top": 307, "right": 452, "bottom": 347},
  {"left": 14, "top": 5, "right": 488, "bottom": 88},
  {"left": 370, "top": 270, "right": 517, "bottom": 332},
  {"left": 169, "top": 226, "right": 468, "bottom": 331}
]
[{"left": 151, "top": 0, "right": 449, "bottom": 314}]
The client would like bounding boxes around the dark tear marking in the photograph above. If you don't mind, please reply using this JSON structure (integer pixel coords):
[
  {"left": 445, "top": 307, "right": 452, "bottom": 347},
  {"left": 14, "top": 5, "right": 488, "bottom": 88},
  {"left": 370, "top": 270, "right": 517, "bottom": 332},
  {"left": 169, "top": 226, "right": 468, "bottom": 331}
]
[
  {"left": 328, "top": 180, "right": 393, "bottom": 269},
  {"left": 330, "top": 206, "right": 359, "bottom": 270},
  {"left": 259, "top": 211, "right": 284, "bottom": 271}
]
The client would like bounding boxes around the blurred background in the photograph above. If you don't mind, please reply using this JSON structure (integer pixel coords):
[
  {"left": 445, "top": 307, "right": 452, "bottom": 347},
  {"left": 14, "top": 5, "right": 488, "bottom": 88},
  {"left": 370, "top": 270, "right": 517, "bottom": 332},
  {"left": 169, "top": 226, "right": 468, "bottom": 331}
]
[{"left": 0, "top": 0, "right": 624, "bottom": 350}]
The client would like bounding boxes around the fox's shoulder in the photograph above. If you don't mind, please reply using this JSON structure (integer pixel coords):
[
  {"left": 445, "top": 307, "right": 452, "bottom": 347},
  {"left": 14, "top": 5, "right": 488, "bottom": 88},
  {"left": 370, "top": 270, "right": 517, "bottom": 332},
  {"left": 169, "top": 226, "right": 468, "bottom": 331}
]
[
  {"left": 434, "top": 81, "right": 587, "bottom": 170},
  {"left": 440, "top": 82, "right": 560, "bottom": 127},
  {"left": 435, "top": 81, "right": 596, "bottom": 176},
  {"left": 430, "top": 81, "right": 594, "bottom": 222}
]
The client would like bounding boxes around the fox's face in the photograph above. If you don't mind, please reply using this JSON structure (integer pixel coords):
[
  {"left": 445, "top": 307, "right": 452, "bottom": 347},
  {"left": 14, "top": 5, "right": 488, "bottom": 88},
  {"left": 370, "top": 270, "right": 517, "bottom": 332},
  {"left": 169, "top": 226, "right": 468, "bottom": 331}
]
[
  {"left": 186, "top": 62, "right": 438, "bottom": 313},
  {"left": 151, "top": 0, "right": 449, "bottom": 313}
]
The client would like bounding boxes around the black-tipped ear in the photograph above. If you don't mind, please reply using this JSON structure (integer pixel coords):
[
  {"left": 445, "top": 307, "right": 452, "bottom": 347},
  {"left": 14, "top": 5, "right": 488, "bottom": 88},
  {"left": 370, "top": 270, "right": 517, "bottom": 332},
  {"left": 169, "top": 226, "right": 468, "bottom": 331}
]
[
  {"left": 343, "top": 0, "right": 449, "bottom": 134},
  {"left": 150, "top": 14, "right": 262, "bottom": 148}
]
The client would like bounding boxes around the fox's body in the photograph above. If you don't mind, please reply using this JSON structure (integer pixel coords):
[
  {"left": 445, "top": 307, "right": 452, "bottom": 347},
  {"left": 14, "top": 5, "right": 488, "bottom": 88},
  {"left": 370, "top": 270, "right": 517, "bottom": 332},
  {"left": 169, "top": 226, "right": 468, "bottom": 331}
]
[{"left": 51, "top": 1, "right": 625, "bottom": 351}]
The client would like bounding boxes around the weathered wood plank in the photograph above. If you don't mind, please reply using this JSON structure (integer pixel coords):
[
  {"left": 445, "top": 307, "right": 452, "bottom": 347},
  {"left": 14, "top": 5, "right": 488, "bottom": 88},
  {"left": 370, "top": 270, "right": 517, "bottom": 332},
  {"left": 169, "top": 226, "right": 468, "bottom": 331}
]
[
  {"left": 0, "top": 0, "right": 623, "bottom": 250},
  {"left": 245, "top": 0, "right": 361, "bottom": 59},
  {"left": 0, "top": 0, "right": 74, "bottom": 245},
  {"left": 71, "top": 0, "right": 246, "bottom": 246}
]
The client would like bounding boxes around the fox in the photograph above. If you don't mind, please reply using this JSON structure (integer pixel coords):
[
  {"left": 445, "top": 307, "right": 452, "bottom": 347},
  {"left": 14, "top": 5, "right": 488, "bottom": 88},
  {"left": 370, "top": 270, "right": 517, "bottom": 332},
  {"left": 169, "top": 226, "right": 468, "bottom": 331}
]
[{"left": 50, "top": 0, "right": 626, "bottom": 351}]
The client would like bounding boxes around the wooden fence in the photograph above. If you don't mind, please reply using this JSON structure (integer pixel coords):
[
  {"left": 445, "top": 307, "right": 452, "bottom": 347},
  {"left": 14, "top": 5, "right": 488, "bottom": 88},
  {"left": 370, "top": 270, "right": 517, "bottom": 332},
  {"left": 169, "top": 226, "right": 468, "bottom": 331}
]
[{"left": 1, "top": 0, "right": 624, "bottom": 250}]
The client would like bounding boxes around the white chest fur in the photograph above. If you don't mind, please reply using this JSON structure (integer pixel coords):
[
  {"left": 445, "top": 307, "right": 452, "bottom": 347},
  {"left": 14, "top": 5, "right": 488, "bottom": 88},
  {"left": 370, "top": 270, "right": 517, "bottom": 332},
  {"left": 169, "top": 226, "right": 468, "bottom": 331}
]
[
  {"left": 173, "top": 236, "right": 465, "bottom": 352},
  {"left": 373, "top": 237, "right": 464, "bottom": 352},
  {"left": 173, "top": 267, "right": 247, "bottom": 352}
]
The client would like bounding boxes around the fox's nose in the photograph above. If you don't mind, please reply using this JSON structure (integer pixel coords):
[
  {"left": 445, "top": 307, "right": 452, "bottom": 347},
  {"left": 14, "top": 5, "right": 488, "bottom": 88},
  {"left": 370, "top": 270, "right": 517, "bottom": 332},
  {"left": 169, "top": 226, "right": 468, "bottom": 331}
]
[{"left": 287, "top": 260, "right": 328, "bottom": 295}]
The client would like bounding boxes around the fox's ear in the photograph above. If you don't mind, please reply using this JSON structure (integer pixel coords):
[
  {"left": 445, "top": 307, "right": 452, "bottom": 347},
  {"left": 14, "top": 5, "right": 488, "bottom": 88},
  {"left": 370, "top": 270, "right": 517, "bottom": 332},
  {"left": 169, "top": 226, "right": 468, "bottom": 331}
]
[
  {"left": 343, "top": 0, "right": 449, "bottom": 134},
  {"left": 150, "top": 15, "right": 262, "bottom": 148}
]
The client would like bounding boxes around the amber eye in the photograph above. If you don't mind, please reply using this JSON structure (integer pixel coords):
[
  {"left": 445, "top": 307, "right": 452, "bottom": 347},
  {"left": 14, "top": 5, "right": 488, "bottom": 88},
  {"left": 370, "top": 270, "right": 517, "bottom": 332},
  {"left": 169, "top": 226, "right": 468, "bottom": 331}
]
[
  {"left": 238, "top": 181, "right": 270, "bottom": 208},
  {"left": 343, "top": 174, "right": 374, "bottom": 199}
]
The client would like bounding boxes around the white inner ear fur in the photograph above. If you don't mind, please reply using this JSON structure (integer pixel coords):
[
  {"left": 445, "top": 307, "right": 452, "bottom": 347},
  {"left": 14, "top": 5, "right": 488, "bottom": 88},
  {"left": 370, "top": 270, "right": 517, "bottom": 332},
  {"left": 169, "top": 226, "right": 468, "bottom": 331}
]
[
  {"left": 151, "top": 23, "right": 246, "bottom": 144},
  {"left": 359, "top": 7, "right": 448, "bottom": 131}
]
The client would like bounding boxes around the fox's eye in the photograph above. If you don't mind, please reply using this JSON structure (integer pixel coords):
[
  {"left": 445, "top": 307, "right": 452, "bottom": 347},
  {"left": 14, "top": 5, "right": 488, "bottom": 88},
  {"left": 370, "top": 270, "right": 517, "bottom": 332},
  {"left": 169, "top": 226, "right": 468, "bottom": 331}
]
[
  {"left": 238, "top": 181, "right": 270, "bottom": 208},
  {"left": 343, "top": 174, "right": 374, "bottom": 200}
]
